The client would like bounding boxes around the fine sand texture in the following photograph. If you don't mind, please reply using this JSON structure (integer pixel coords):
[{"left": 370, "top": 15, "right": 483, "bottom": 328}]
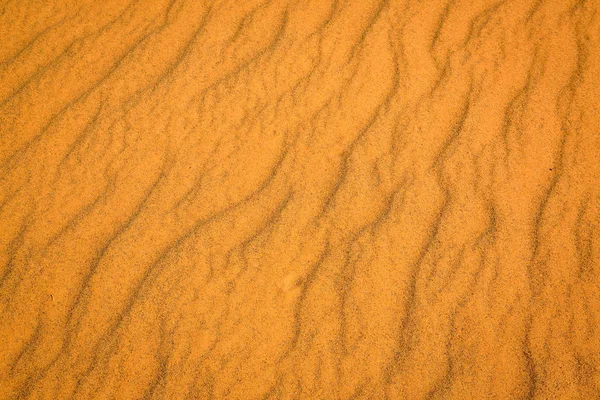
[{"left": 1, "top": 0, "right": 599, "bottom": 399}]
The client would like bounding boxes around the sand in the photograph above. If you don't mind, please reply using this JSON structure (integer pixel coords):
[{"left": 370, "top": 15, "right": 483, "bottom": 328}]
[{"left": 1, "top": 0, "right": 599, "bottom": 398}]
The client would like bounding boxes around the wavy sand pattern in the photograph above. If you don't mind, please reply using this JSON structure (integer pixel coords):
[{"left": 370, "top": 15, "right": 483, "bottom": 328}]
[{"left": 1, "top": 0, "right": 599, "bottom": 398}]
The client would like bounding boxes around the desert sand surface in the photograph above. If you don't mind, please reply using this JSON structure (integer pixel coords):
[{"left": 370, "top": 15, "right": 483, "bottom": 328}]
[{"left": 1, "top": 0, "right": 600, "bottom": 398}]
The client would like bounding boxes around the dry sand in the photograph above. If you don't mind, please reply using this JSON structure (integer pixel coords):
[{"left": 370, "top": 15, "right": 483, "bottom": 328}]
[{"left": 1, "top": 0, "right": 599, "bottom": 398}]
